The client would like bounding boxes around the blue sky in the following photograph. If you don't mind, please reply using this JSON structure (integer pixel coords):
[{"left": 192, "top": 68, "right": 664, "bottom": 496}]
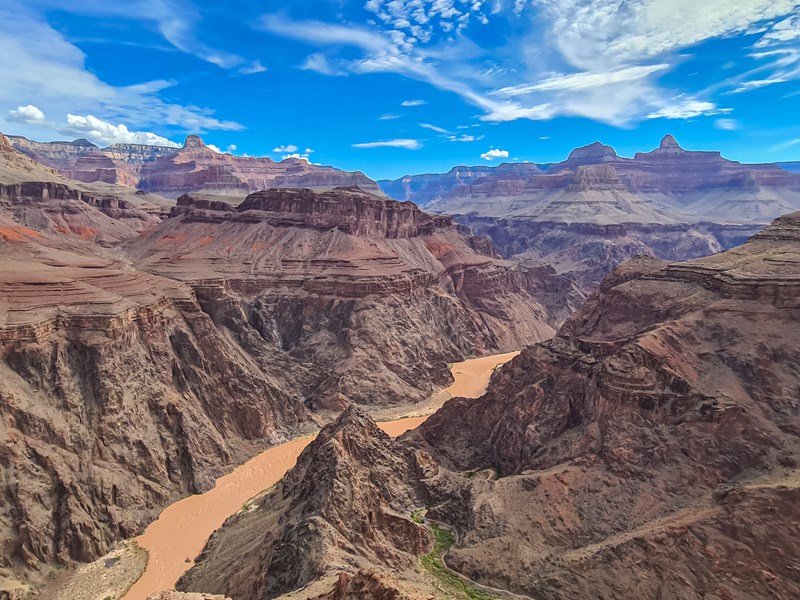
[{"left": 1, "top": 0, "right": 798, "bottom": 180}]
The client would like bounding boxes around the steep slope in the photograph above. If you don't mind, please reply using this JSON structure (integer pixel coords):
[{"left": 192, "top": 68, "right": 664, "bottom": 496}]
[
  {"left": 178, "top": 407, "right": 444, "bottom": 599},
  {"left": 0, "top": 134, "right": 314, "bottom": 580},
  {"left": 0, "top": 221, "right": 312, "bottom": 577},
  {"left": 127, "top": 186, "right": 579, "bottom": 410},
  {"left": 411, "top": 211, "right": 800, "bottom": 598}
]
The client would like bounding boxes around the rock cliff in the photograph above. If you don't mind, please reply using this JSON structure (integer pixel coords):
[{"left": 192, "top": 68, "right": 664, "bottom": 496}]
[
  {"left": 127, "top": 187, "right": 577, "bottom": 409},
  {"left": 6, "top": 133, "right": 381, "bottom": 197},
  {"left": 379, "top": 136, "right": 800, "bottom": 293}
]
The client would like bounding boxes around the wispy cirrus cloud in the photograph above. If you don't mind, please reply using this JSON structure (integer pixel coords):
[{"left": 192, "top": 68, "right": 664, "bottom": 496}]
[
  {"left": 353, "top": 138, "right": 422, "bottom": 149},
  {"left": 419, "top": 123, "right": 451, "bottom": 134},
  {"left": 254, "top": 1, "right": 799, "bottom": 126},
  {"left": 0, "top": 1, "right": 242, "bottom": 142}
]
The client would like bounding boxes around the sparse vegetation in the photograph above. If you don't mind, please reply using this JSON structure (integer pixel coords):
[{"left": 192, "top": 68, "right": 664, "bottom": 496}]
[{"left": 418, "top": 519, "right": 499, "bottom": 600}]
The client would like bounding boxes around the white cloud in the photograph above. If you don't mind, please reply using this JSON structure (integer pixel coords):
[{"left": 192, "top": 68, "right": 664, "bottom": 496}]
[
  {"left": 647, "top": 99, "right": 728, "bottom": 120},
  {"left": 481, "top": 148, "right": 509, "bottom": 160},
  {"left": 353, "top": 138, "right": 422, "bottom": 149},
  {"left": 255, "top": 3, "right": 798, "bottom": 126},
  {"left": 755, "top": 15, "right": 800, "bottom": 48},
  {"left": 239, "top": 61, "right": 267, "bottom": 75},
  {"left": 32, "top": 0, "right": 248, "bottom": 70},
  {"left": 771, "top": 138, "right": 800, "bottom": 152},
  {"left": 61, "top": 113, "right": 180, "bottom": 146},
  {"left": 447, "top": 134, "right": 483, "bottom": 142},
  {"left": 207, "top": 144, "right": 222, "bottom": 153},
  {"left": 258, "top": 15, "right": 392, "bottom": 54},
  {"left": 227, "top": 144, "right": 237, "bottom": 153},
  {"left": 0, "top": 1, "right": 241, "bottom": 142},
  {"left": 299, "top": 53, "right": 343, "bottom": 76},
  {"left": 491, "top": 64, "right": 670, "bottom": 96},
  {"left": 714, "top": 118, "right": 738, "bottom": 130},
  {"left": 420, "top": 122, "right": 451, "bottom": 133},
  {"left": 379, "top": 113, "right": 403, "bottom": 120},
  {"left": 401, "top": 99, "right": 427, "bottom": 106},
  {"left": 7, "top": 104, "right": 46, "bottom": 124},
  {"left": 7, "top": 105, "right": 181, "bottom": 147},
  {"left": 272, "top": 145, "right": 314, "bottom": 160},
  {"left": 732, "top": 77, "right": 787, "bottom": 92}
]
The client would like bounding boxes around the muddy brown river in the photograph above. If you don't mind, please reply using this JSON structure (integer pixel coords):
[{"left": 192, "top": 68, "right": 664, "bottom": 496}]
[{"left": 122, "top": 350, "right": 519, "bottom": 599}]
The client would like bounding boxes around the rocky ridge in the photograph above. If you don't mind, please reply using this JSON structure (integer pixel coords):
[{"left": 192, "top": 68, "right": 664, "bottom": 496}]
[
  {"left": 8, "top": 134, "right": 381, "bottom": 197},
  {"left": 178, "top": 406, "right": 444, "bottom": 599},
  {"left": 126, "top": 186, "right": 577, "bottom": 409}
]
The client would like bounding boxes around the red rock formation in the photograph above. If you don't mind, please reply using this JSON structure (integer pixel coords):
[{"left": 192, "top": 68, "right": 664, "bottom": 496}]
[
  {"left": 410, "top": 211, "right": 800, "bottom": 598},
  {"left": 380, "top": 137, "right": 800, "bottom": 286},
  {"left": 127, "top": 187, "right": 573, "bottom": 408},
  {"left": 5, "top": 133, "right": 382, "bottom": 197},
  {"left": 178, "top": 407, "right": 442, "bottom": 600}
]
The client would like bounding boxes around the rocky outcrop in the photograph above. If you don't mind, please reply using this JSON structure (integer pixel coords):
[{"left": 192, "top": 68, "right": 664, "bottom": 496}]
[
  {"left": 178, "top": 407, "right": 443, "bottom": 600},
  {"left": 549, "top": 141, "right": 619, "bottom": 172},
  {"left": 408, "top": 211, "right": 800, "bottom": 598},
  {"left": 0, "top": 181, "right": 159, "bottom": 242},
  {"left": 457, "top": 214, "right": 759, "bottom": 289},
  {"left": 387, "top": 136, "right": 797, "bottom": 297},
  {"left": 138, "top": 137, "right": 380, "bottom": 198},
  {"left": 127, "top": 187, "right": 575, "bottom": 408}
]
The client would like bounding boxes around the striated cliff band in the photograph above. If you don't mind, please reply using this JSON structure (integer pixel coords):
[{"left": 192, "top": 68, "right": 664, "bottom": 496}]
[
  {"left": 181, "top": 210, "right": 800, "bottom": 599},
  {"left": 126, "top": 186, "right": 579, "bottom": 409},
  {"left": 380, "top": 135, "right": 800, "bottom": 289},
  {"left": 7, "top": 134, "right": 380, "bottom": 198}
]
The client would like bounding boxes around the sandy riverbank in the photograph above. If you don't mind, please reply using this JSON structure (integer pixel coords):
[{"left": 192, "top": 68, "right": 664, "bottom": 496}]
[{"left": 120, "top": 350, "right": 519, "bottom": 600}]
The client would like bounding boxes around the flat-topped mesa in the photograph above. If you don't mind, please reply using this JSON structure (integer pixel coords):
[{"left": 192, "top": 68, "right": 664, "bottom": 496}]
[{"left": 235, "top": 187, "right": 453, "bottom": 238}]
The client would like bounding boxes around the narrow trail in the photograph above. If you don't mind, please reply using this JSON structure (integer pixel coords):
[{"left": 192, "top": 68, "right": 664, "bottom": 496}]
[{"left": 118, "top": 350, "right": 519, "bottom": 600}]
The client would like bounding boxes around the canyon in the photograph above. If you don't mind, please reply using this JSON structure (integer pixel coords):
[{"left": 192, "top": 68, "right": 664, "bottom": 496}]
[
  {"left": 179, "top": 208, "right": 800, "bottom": 600},
  {"left": 0, "top": 126, "right": 798, "bottom": 600},
  {"left": 0, "top": 132, "right": 565, "bottom": 596},
  {"left": 380, "top": 135, "right": 800, "bottom": 288}
]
